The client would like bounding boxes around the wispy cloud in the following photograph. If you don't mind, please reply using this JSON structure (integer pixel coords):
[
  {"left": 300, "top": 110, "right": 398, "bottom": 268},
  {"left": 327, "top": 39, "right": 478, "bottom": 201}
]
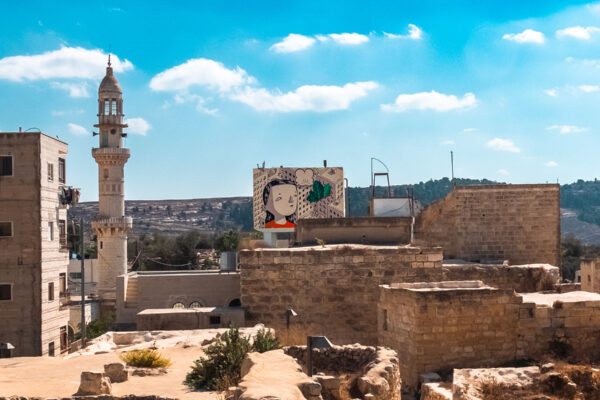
[
  {"left": 270, "top": 34, "right": 316, "bottom": 53},
  {"left": 579, "top": 85, "right": 600, "bottom": 92},
  {"left": 546, "top": 124, "right": 588, "bottom": 134},
  {"left": 497, "top": 169, "right": 509, "bottom": 176},
  {"left": 124, "top": 117, "right": 151, "bottom": 135},
  {"left": 384, "top": 24, "right": 423, "bottom": 40},
  {"left": 502, "top": 29, "right": 545, "bottom": 44},
  {"left": 441, "top": 139, "right": 455, "bottom": 146},
  {"left": 50, "top": 81, "right": 90, "bottom": 98},
  {"left": 0, "top": 46, "right": 133, "bottom": 81},
  {"left": 229, "top": 81, "right": 378, "bottom": 112},
  {"left": 556, "top": 26, "right": 600, "bottom": 40},
  {"left": 328, "top": 33, "right": 369, "bottom": 45},
  {"left": 544, "top": 88, "right": 558, "bottom": 97},
  {"left": 381, "top": 91, "right": 477, "bottom": 112},
  {"left": 67, "top": 123, "right": 88, "bottom": 136},
  {"left": 463, "top": 128, "right": 477, "bottom": 133},
  {"left": 545, "top": 161, "right": 558, "bottom": 167},
  {"left": 486, "top": 138, "right": 520, "bottom": 153},
  {"left": 149, "top": 58, "right": 254, "bottom": 93}
]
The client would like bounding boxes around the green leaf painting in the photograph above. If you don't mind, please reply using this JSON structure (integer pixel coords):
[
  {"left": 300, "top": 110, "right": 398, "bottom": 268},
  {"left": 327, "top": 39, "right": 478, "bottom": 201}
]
[{"left": 307, "top": 180, "right": 331, "bottom": 203}]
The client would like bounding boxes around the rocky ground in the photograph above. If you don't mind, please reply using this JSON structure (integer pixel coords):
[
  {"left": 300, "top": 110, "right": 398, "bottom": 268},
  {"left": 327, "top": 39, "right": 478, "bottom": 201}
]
[{"left": 0, "top": 326, "right": 264, "bottom": 399}]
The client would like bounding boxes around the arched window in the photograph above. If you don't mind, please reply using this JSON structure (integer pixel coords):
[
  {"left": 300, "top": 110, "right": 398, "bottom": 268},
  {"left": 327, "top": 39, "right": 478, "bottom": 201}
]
[
  {"left": 228, "top": 298, "right": 241, "bottom": 307},
  {"left": 111, "top": 100, "right": 117, "bottom": 115},
  {"left": 189, "top": 301, "right": 202, "bottom": 308},
  {"left": 104, "top": 100, "right": 110, "bottom": 115},
  {"left": 172, "top": 302, "right": 185, "bottom": 309}
]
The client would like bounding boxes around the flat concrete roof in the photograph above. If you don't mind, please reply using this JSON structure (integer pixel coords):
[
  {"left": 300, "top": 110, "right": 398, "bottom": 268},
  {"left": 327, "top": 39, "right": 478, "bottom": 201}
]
[
  {"left": 521, "top": 291, "right": 600, "bottom": 306},
  {"left": 384, "top": 280, "right": 494, "bottom": 292},
  {"left": 137, "top": 307, "right": 242, "bottom": 315}
]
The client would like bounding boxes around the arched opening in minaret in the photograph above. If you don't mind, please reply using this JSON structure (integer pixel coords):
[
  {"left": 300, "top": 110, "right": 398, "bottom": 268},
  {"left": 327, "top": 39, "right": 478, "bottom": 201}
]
[
  {"left": 104, "top": 100, "right": 110, "bottom": 115},
  {"left": 111, "top": 100, "right": 117, "bottom": 115}
]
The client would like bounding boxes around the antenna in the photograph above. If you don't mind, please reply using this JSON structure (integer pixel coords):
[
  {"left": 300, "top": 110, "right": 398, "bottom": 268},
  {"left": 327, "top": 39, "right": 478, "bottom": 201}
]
[
  {"left": 450, "top": 151, "right": 455, "bottom": 186},
  {"left": 108, "top": 44, "right": 112, "bottom": 67}
]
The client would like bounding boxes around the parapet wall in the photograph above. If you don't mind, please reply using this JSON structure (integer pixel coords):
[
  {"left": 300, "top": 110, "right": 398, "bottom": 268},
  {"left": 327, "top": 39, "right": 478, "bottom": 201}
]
[
  {"left": 379, "top": 282, "right": 600, "bottom": 389},
  {"left": 239, "top": 245, "right": 444, "bottom": 345},
  {"left": 414, "top": 184, "right": 560, "bottom": 266}
]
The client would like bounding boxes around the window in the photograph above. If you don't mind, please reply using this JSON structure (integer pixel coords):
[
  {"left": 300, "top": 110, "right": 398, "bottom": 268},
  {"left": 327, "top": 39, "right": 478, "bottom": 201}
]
[
  {"left": 103, "top": 168, "right": 109, "bottom": 179},
  {"left": 58, "top": 220, "right": 66, "bottom": 249},
  {"left": 104, "top": 100, "right": 110, "bottom": 115},
  {"left": 48, "top": 222, "right": 54, "bottom": 241},
  {"left": 0, "top": 222, "right": 12, "bottom": 237},
  {"left": 60, "top": 326, "right": 68, "bottom": 352},
  {"left": 172, "top": 302, "right": 185, "bottom": 309},
  {"left": 111, "top": 100, "right": 117, "bottom": 115},
  {"left": 0, "top": 155, "right": 12, "bottom": 176},
  {"left": 48, "top": 342, "right": 55, "bottom": 357},
  {"left": 47, "top": 162, "right": 54, "bottom": 182},
  {"left": 58, "top": 158, "right": 65, "bottom": 183},
  {"left": 101, "top": 131, "right": 108, "bottom": 147},
  {"left": 69, "top": 272, "right": 82, "bottom": 280},
  {"left": 228, "top": 298, "right": 241, "bottom": 307},
  {"left": 189, "top": 301, "right": 202, "bottom": 308},
  {"left": 48, "top": 282, "right": 54, "bottom": 301},
  {"left": 0, "top": 284, "right": 12, "bottom": 301},
  {"left": 383, "top": 309, "right": 388, "bottom": 331},
  {"left": 59, "top": 273, "right": 66, "bottom": 296},
  {"left": 209, "top": 316, "right": 221, "bottom": 325}
]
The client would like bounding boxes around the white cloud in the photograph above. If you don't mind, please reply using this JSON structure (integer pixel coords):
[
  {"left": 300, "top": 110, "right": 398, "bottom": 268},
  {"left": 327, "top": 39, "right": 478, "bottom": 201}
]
[
  {"left": 497, "top": 169, "right": 509, "bottom": 176},
  {"left": 384, "top": 24, "right": 423, "bottom": 40},
  {"left": 315, "top": 35, "right": 329, "bottom": 42},
  {"left": 270, "top": 34, "right": 316, "bottom": 53},
  {"left": 125, "top": 117, "right": 151, "bottom": 136},
  {"left": 544, "top": 88, "right": 558, "bottom": 97},
  {"left": 441, "top": 140, "right": 455, "bottom": 145},
  {"left": 229, "top": 81, "right": 378, "bottom": 112},
  {"left": 149, "top": 58, "right": 254, "bottom": 93},
  {"left": 173, "top": 93, "right": 218, "bottom": 115},
  {"left": 381, "top": 91, "right": 477, "bottom": 112},
  {"left": 545, "top": 161, "right": 558, "bottom": 167},
  {"left": 67, "top": 123, "right": 88, "bottom": 136},
  {"left": 579, "top": 85, "right": 600, "bottom": 92},
  {"left": 52, "top": 109, "right": 84, "bottom": 117},
  {"left": 547, "top": 125, "right": 587, "bottom": 134},
  {"left": 462, "top": 128, "right": 477, "bottom": 132},
  {"left": 328, "top": 33, "right": 369, "bottom": 45},
  {"left": 556, "top": 26, "right": 600, "bottom": 40},
  {"left": 0, "top": 46, "right": 133, "bottom": 81},
  {"left": 486, "top": 138, "right": 520, "bottom": 153},
  {"left": 502, "top": 29, "right": 545, "bottom": 44},
  {"left": 50, "top": 81, "right": 90, "bottom": 98}
]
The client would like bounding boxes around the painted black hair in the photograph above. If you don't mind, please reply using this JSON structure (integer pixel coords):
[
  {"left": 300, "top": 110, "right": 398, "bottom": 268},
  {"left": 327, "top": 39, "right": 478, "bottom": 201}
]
[{"left": 263, "top": 179, "right": 297, "bottom": 225}]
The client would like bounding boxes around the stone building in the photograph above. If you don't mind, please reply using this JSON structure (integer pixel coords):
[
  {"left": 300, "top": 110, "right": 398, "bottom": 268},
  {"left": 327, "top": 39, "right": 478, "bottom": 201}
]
[
  {"left": 91, "top": 58, "right": 132, "bottom": 312},
  {"left": 0, "top": 130, "right": 72, "bottom": 356}
]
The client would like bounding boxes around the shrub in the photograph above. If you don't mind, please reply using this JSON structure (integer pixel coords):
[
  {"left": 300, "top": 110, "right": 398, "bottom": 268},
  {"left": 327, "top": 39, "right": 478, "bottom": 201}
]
[
  {"left": 185, "top": 326, "right": 281, "bottom": 391},
  {"left": 252, "top": 328, "right": 280, "bottom": 353},
  {"left": 119, "top": 349, "right": 171, "bottom": 368}
]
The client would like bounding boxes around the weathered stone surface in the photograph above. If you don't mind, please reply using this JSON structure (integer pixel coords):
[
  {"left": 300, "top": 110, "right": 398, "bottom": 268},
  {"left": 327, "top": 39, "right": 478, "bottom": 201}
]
[
  {"left": 104, "top": 362, "right": 129, "bottom": 383},
  {"left": 131, "top": 368, "right": 168, "bottom": 377},
  {"left": 75, "top": 371, "right": 111, "bottom": 396}
]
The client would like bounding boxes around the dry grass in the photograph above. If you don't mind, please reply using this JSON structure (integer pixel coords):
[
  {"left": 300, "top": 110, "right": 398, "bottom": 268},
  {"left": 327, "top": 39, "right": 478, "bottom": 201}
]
[
  {"left": 119, "top": 349, "right": 172, "bottom": 368},
  {"left": 279, "top": 326, "right": 307, "bottom": 347}
]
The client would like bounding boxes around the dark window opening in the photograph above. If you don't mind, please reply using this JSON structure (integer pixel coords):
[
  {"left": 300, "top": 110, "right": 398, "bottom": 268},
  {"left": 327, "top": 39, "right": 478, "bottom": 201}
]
[
  {"left": 59, "top": 273, "right": 66, "bottom": 296},
  {"left": 48, "top": 342, "right": 55, "bottom": 357},
  {"left": 209, "top": 316, "right": 221, "bottom": 325},
  {"left": 0, "top": 156, "right": 12, "bottom": 176},
  {"left": 0, "top": 222, "right": 12, "bottom": 237},
  {"left": 60, "top": 326, "right": 68, "bottom": 353},
  {"left": 48, "top": 282, "right": 54, "bottom": 301},
  {"left": 100, "top": 241, "right": 103, "bottom": 249},
  {"left": 47, "top": 162, "right": 54, "bottom": 182},
  {"left": 58, "top": 158, "right": 65, "bottom": 183},
  {"left": 0, "top": 284, "right": 12, "bottom": 301},
  {"left": 383, "top": 309, "right": 388, "bottom": 331},
  {"left": 228, "top": 298, "right": 241, "bottom": 307},
  {"left": 58, "top": 220, "right": 67, "bottom": 249}
]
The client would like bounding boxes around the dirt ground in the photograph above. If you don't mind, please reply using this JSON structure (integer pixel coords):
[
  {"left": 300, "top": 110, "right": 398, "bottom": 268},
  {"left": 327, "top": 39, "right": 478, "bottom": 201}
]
[{"left": 0, "top": 327, "right": 264, "bottom": 399}]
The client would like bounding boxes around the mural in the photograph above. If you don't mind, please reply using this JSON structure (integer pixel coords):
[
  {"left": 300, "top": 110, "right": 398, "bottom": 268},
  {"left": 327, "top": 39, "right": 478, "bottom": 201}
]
[{"left": 253, "top": 167, "right": 345, "bottom": 230}]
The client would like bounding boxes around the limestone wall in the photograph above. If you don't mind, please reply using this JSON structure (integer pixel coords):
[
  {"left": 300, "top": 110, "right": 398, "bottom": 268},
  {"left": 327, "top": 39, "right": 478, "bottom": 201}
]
[
  {"left": 580, "top": 258, "right": 600, "bottom": 293},
  {"left": 378, "top": 281, "right": 521, "bottom": 389},
  {"left": 294, "top": 217, "right": 412, "bottom": 246},
  {"left": 136, "top": 307, "right": 244, "bottom": 330},
  {"left": 415, "top": 184, "right": 560, "bottom": 266},
  {"left": 240, "top": 245, "right": 443, "bottom": 345}
]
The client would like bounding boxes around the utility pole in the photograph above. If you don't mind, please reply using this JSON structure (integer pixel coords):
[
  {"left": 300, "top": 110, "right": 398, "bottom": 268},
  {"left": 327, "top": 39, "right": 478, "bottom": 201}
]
[{"left": 80, "top": 218, "right": 86, "bottom": 348}]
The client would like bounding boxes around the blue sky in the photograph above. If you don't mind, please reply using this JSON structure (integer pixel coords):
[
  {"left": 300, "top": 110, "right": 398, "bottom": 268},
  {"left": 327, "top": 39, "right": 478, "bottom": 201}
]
[{"left": 1, "top": 0, "right": 600, "bottom": 201}]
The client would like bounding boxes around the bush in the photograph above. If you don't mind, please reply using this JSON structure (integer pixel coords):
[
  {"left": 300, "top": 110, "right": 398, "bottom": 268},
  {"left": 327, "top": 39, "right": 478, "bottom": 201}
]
[
  {"left": 120, "top": 349, "right": 171, "bottom": 368},
  {"left": 185, "top": 326, "right": 281, "bottom": 391},
  {"left": 252, "top": 328, "right": 280, "bottom": 353}
]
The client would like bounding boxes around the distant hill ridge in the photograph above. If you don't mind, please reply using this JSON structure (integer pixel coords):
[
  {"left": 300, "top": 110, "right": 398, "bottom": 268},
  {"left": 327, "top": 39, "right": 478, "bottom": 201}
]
[{"left": 67, "top": 178, "right": 600, "bottom": 244}]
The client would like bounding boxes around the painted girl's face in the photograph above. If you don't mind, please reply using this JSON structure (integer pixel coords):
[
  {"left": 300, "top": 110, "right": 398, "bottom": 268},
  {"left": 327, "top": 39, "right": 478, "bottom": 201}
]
[{"left": 267, "top": 184, "right": 298, "bottom": 217}]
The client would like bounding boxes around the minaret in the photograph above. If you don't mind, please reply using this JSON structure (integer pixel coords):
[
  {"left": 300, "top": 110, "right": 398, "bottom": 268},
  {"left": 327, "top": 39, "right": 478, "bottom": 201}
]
[{"left": 91, "top": 56, "right": 132, "bottom": 308}]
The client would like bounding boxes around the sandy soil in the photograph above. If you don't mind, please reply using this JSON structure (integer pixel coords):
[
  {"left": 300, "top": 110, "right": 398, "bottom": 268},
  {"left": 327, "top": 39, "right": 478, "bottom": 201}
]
[{"left": 0, "top": 326, "right": 264, "bottom": 399}]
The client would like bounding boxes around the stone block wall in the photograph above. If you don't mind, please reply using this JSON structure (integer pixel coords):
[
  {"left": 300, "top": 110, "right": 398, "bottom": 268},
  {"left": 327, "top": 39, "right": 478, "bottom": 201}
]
[
  {"left": 442, "top": 263, "right": 560, "bottom": 293},
  {"left": 378, "top": 281, "right": 521, "bottom": 389},
  {"left": 239, "top": 245, "right": 444, "bottom": 345},
  {"left": 415, "top": 184, "right": 560, "bottom": 266},
  {"left": 580, "top": 258, "right": 600, "bottom": 293}
]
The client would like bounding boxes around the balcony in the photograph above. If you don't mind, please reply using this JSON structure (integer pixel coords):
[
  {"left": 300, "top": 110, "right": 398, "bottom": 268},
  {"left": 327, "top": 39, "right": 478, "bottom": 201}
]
[
  {"left": 91, "top": 216, "right": 133, "bottom": 232},
  {"left": 92, "top": 147, "right": 130, "bottom": 165}
]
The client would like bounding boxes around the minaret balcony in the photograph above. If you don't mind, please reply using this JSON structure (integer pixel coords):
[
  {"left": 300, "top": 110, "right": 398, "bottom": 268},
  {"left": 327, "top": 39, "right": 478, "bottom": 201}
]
[
  {"left": 95, "top": 115, "right": 127, "bottom": 126},
  {"left": 91, "top": 216, "right": 133, "bottom": 232},
  {"left": 92, "top": 147, "right": 130, "bottom": 164}
]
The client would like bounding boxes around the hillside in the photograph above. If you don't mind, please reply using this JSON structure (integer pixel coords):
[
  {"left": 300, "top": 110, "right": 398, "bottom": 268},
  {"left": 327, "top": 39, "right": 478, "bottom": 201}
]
[{"left": 68, "top": 178, "right": 600, "bottom": 244}]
